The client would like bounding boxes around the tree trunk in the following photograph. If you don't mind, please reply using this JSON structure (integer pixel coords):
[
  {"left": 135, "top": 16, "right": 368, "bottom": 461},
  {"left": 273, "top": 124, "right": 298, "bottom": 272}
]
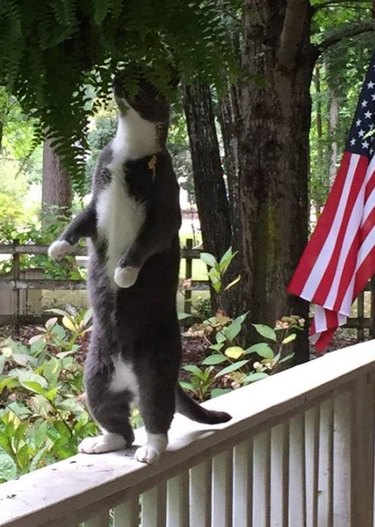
[
  {"left": 235, "top": 0, "right": 313, "bottom": 363},
  {"left": 183, "top": 84, "right": 233, "bottom": 313},
  {"left": 42, "top": 138, "right": 72, "bottom": 222},
  {"left": 218, "top": 83, "right": 242, "bottom": 247}
]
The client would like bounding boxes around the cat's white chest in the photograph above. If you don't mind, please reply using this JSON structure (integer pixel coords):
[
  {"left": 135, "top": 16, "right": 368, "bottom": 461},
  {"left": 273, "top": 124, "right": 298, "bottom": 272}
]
[
  {"left": 96, "top": 173, "right": 146, "bottom": 280},
  {"left": 109, "top": 355, "right": 139, "bottom": 400}
]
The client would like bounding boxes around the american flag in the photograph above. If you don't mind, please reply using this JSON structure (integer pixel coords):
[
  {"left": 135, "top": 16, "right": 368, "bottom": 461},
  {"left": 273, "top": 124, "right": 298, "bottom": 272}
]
[{"left": 288, "top": 51, "right": 375, "bottom": 351}]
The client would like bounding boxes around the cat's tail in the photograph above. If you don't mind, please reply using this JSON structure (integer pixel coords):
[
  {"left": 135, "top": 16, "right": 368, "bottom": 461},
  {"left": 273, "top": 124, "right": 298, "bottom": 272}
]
[{"left": 176, "top": 385, "right": 231, "bottom": 424}]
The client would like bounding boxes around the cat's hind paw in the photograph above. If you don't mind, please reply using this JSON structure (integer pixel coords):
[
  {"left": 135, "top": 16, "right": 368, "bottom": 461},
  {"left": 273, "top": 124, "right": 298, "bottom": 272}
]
[
  {"left": 78, "top": 433, "right": 126, "bottom": 454},
  {"left": 48, "top": 240, "right": 72, "bottom": 261},
  {"left": 114, "top": 266, "right": 139, "bottom": 288}
]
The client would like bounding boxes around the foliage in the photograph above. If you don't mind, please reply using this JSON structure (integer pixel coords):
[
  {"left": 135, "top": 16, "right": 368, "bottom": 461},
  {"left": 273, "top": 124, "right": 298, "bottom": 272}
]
[
  {"left": 183, "top": 249, "right": 304, "bottom": 401},
  {"left": 0, "top": 0, "right": 238, "bottom": 193},
  {"left": 0, "top": 209, "right": 86, "bottom": 280},
  {"left": 200, "top": 247, "right": 240, "bottom": 294},
  {"left": 309, "top": 1, "right": 374, "bottom": 213},
  {"left": 0, "top": 308, "right": 97, "bottom": 482}
]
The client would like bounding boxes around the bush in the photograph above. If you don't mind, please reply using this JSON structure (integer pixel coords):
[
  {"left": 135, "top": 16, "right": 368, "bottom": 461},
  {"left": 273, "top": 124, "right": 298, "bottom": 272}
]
[{"left": 0, "top": 308, "right": 96, "bottom": 482}]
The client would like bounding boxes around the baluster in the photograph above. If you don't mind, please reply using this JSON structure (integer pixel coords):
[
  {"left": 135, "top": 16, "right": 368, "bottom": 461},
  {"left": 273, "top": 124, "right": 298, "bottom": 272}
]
[
  {"left": 270, "top": 422, "right": 289, "bottom": 527},
  {"left": 212, "top": 450, "right": 233, "bottom": 527},
  {"left": 305, "top": 406, "right": 320, "bottom": 527},
  {"left": 189, "top": 460, "right": 212, "bottom": 527},
  {"left": 166, "top": 471, "right": 189, "bottom": 527},
  {"left": 141, "top": 483, "right": 167, "bottom": 527},
  {"left": 252, "top": 430, "right": 271, "bottom": 527},
  {"left": 317, "top": 397, "right": 334, "bottom": 527},
  {"left": 233, "top": 439, "right": 252, "bottom": 527},
  {"left": 113, "top": 496, "right": 140, "bottom": 526}
]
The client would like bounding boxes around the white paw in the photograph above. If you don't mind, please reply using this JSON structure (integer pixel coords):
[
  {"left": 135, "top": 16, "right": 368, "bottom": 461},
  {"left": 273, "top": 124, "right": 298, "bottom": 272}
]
[
  {"left": 48, "top": 240, "right": 72, "bottom": 260},
  {"left": 78, "top": 433, "right": 126, "bottom": 454},
  {"left": 135, "top": 446, "right": 162, "bottom": 465},
  {"left": 135, "top": 433, "right": 167, "bottom": 464},
  {"left": 114, "top": 266, "right": 139, "bottom": 288}
]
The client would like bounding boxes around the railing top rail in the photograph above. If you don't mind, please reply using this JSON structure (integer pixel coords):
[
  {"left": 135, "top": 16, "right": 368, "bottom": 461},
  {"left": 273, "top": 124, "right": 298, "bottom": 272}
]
[{"left": 1, "top": 340, "right": 375, "bottom": 527}]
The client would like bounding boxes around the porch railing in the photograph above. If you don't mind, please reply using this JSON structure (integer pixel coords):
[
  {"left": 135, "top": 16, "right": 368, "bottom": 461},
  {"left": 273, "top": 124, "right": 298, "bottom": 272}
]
[{"left": 0, "top": 341, "right": 374, "bottom": 526}]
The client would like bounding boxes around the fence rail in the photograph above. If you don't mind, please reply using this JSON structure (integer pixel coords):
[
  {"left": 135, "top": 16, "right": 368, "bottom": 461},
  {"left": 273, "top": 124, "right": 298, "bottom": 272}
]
[
  {"left": 0, "top": 341, "right": 374, "bottom": 526},
  {"left": 0, "top": 241, "right": 374, "bottom": 338}
]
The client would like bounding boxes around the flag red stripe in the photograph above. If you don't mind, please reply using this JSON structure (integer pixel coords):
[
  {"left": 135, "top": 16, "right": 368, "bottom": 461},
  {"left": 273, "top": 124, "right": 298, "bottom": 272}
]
[{"left": 354, "top": 245, "right": 375, "bottom": 298}]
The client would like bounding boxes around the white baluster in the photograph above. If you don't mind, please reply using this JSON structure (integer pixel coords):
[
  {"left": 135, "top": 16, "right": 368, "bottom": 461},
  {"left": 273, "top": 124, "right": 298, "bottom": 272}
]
[
  {"left": 166, "top": 472, "right": 189, "bottom": 527},
  {"left": 289, "top": 414, "right": 306, "bottom": 527},
  {"left": 332, "top": 390, "right": 351, "bottom": 526},
  {"left": 189, "top": 460, "right": 212, "bottom": 527},
  {"left": 84, "top": 510, "right": 110, "bottom": 527},
  {"left": 212, "top": 450, "right": 233, "bottom": 527},
  {"left": 141, "top": 483, "right": 167, "bottom": 527},
  {"left": 233, "top": 439, "right": 252, "bottom": 527},
  {"left": 305, "top": 405, "right": 320, "bottom": 527},
  {"left": 252, "top": 430, "right": 271, "bottom": 527},
  {"left": 317, "top": 397, "right": 334, "bottom": 527},
  {"left": 270, "top": 423, "right": 288, "bottom": 527},
  {"left": 113, "top": 496, "right": 139, "bottom": 526}
]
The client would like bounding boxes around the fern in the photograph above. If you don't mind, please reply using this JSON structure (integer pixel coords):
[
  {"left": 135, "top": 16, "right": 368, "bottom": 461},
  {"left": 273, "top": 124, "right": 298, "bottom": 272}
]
[{"left": 0, "top": 0, "right": 239, "bottom": 193}]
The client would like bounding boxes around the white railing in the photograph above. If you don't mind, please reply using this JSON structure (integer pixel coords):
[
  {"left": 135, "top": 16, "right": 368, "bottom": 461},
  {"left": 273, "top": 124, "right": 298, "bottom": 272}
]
[{"left": 1, "top": 341, "right": 375, "bottom": 527}]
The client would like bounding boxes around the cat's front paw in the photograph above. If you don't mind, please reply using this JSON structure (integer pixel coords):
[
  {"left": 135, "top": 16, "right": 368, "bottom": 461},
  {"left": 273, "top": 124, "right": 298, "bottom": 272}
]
[
  {"left": 135, "top": 446, "right": 162, "bottom": 465},
  {"left": 114, "top": 266, "right": 139, "bottom": 288},
  {"left": 48, "top": 240, "right": 72, "bottom": 261},
  {"left": 78, "top": 433, "right": 126, "bottom": 454}
]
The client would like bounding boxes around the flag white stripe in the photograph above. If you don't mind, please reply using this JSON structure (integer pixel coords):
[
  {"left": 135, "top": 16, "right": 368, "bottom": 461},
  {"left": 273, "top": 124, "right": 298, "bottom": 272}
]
[
  {"left": 314, "top": 305, "right": 327, "bottom": 333},
  {"left": 301, "top": 155, "right": 360, "bottom": 300}
]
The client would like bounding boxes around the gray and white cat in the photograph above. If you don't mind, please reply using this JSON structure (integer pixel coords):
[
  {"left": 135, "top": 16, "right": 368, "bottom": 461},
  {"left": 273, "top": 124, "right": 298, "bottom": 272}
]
[{"left": 49, "top": 75, "right": 231, "bottom": 464}]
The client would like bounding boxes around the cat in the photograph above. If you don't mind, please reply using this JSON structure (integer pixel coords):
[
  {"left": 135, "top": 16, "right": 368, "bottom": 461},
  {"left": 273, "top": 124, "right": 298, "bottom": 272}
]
[{"left": 48, "top": 73, "right": 231, "bottom": 465}]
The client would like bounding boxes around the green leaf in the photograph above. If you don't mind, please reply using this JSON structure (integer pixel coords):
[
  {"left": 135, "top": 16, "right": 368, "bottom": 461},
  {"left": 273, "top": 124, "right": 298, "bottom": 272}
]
[
  {"left": 17, "top": 370, "right": 48, "bottom": 390},
  {"left": 245, "top": 372, "right": 269, "bottom": 384},
  {"left": 223, "top": 314, "right": 247, "bottom": 342},
  {"left": 209, "top": 342, "right": 224, "bottom": 352},
  {"left": 32, "top": 420, "right": 49, "bottom": 448},
  {"left": 178, "top": 312, "right": 191, "bottom": 320},
  {"left": 0, "top": 453, "right": 17, "bottom": 482},
  {"left": 252, "top": 324, "right": 277, "bottom": 342},
  {"left": 200, "top": 252, "right": 217, "bottom": 268},
  {"left": 215, "top": 359, "right": 250, "bottom": 377},
  {"left": 245, "top": 343, "right": 275, "bottom": 359},
  {"left": 202, "top": 354, "right": 227, "bottom": 365},
  {"left": 278, "top": 353, "right": 295, "bottom": 364},
  {"left": 219, "top": 247, "right": 237, "bottom": 275},
  {"left": 210, "top": 388, "right": 232, "bottom": 398},
  {"left": 12, "top": 353, "right": 36, "bottom": 367},
  {"left": 281, "top": 333, "right": 297, "bottom": 345},
  {"left": 182, "top": 365, "right": 203, "bottom": 376}
]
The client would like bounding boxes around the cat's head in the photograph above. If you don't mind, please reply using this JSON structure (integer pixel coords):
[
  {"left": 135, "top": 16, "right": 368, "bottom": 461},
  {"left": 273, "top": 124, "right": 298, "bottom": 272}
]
[{"left": 113, "top": 72, "right": 178, "bottom": 124}]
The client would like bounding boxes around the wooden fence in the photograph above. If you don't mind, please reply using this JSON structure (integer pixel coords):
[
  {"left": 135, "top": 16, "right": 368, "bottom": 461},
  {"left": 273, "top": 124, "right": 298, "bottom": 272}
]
[
  {"left": 0, "top": 239, "right": 208, "bottom": 326},
  {"left": 0, "top": 240, "right": 374, "bottom": 339}
]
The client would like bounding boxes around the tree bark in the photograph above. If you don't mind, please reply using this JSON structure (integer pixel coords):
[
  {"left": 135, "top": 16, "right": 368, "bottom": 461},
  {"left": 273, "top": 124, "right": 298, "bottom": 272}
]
[
  {"left": 235, "top": 0, "right": 313, "bottom": 363},
  {"left": 42, "top": 138, "right": 72, "bottom": 222},
  {"left": 218, "top": 83, "right": 242, "bottom": 246},
  {"left": 329, "top": 89, "right": 339, "bottom": 186},
  {"left": 183, "top": 84, "right": 233, "bottom": 313}
]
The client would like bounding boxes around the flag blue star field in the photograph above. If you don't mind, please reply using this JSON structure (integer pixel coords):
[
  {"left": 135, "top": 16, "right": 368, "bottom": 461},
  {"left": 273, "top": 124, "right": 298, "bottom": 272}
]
[{"left": 288, "top": 52, "right": 375, "bottom": 351}]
